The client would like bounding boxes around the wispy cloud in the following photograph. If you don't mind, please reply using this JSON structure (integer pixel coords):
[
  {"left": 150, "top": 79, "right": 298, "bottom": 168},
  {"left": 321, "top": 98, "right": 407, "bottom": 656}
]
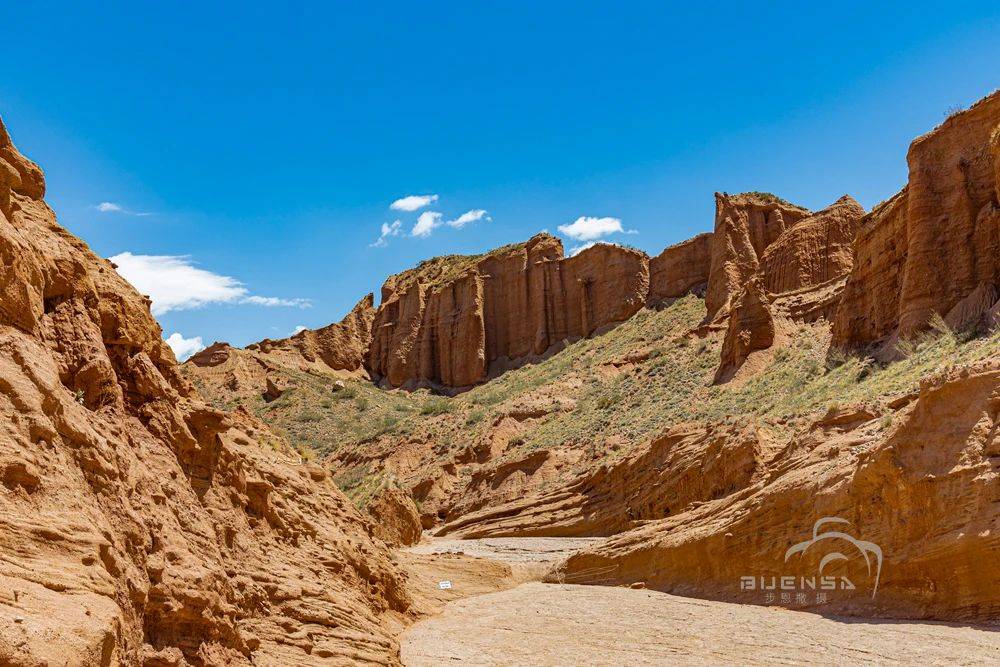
[
  {"left": 164, "top": 332, "right": 205, "bottom": 361},
  {"left": 412, "top": 211, "right": 443, "bottom": 237},
  {"left": 95, "top": 201, "right": 152, "bottom": 217},
  {"left": 110, "top": 252, "right": 311, "bottom": 315},
  {"left": 292, "top": 325, "right": 308, "bottom": 335},
  {"left": 242, "top": 295, "right": 312, "bottom": 307},
  {"left": 411, "top": 209, "right": 492, "bottom": 238},
  {"left": 569, "top": 241, "right": 598, "bottom": 256},
  {"left": 557, "top": 216, "right": 632, "bottom": 242},
  {"left": 390, "top": 194, "right": 439, "bottom": 212},
  {"left": 371, "top": 219, "right": 403, "bottom": 247},
  {"left": 446, "top": 209, "right": 491, "bottom": 229}
]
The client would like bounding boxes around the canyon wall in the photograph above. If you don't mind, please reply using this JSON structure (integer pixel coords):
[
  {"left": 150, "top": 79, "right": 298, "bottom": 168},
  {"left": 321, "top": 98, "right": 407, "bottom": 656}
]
[
  {"left": 249, "top": 293, "right": 375, "bottom": 373},
  {"left": 434, "top": 421, "right": 773, "bottom": 538},
  {"left": 834, "top": 90, "right": 1000, "bottom": 348},
  {"left": 646, "top": 232, "right": 713, "bottom": 306},
  {"left": 366, "top": 235, "right": 650, "bottom": 388},
  {"left": 550, "top": 361, "right": 1000, "bottom": 623},
  {"left": 0, "top": 116, "right": 410, "bottom": 665},
  {"left": 760, "top": 195, "right": 866, "bottom": 295},
  {"left": 714, "top": 195, "right": 866, "bottom": 381},
  {"left": 705, "top": 193, "right": 811, "bottom": 321}
]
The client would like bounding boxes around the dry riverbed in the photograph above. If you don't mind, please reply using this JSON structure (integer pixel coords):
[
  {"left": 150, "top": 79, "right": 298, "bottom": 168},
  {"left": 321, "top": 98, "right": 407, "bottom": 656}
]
[{"left": 400, "top": 538, "right": 1000, "bottom": 666}]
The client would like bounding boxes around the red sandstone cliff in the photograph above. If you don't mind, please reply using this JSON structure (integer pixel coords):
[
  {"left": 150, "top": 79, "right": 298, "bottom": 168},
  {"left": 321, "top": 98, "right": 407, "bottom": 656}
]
[
  {"left": 0, "top": 117, "right": 410, "bottom": 665},
  {"left": 367, "top": 235, "right": 650, "bottom": 388},
  {"left": 550, "top": 361, "right": 1000, "bottom": 623},
  {"left": 705, "top": 193, "right": 811, "bottom": 321},
  {"left": 713, "top": 195, "right": 866, "bottom": 381},
  {"left": 646, "top": 232, "right": 713, "bottom": 306},
  {"left": 249, "top": 293, "right": 375, "bottom": 373},
  {"left": 834, "top": 91, "right": 1000, "bottom": 349}
]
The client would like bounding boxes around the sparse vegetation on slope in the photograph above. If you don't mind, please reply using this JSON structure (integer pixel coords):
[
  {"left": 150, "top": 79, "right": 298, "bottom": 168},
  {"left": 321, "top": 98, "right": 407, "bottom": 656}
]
[
  {"left": 189, "top": 291, "right": 1000, "bottom": 511},
  {"left": 185, "top": 365, "right": 426, "bottom": 457}
]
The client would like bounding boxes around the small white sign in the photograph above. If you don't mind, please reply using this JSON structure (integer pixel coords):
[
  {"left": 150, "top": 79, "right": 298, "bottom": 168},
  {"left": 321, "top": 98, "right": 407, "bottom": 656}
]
[{"left": 438, "top": 580, "right": 453, "bottom": 590}]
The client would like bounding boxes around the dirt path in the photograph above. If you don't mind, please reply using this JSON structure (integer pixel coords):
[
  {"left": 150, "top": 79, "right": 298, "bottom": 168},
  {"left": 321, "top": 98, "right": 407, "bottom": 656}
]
[
  {"left": 404, "top": 536, "right": 605, "bottom": 563},
  {"left": 400, "top": 539, "right": 1000, "bottom": 666},
  {"left": 395, "top": 537, "right": 605, "bottom": 620}
]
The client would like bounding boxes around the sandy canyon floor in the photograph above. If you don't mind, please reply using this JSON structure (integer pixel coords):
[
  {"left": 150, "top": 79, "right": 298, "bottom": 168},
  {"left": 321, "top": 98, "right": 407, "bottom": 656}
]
[{"left": 400, "top": 538, "right": 1000, "bottom": 666}]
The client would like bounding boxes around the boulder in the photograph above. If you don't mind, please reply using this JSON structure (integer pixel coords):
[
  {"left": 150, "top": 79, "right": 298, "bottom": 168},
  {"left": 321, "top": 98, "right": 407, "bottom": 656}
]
[{"left": 367, "top": 485, "right": 423, "bottom": 547}]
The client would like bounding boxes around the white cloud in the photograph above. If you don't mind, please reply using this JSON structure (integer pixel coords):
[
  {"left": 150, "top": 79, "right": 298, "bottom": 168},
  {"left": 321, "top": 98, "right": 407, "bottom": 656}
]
[
  {"left": 110, "top": 252, "right": 310, "bottom": 315},
  {"left": 410, "top": 209, "right": 492, "bottom": 238},
  {"left": 242, "top": 295, "right": 312, "bottom": 308},
  {"left": 446, "top": 209, "right": 491, "bottom": 229},
  {"left": 96, "top": 201, "right": 151, "bottom": 216},
  {"left": 412, "top": 211, "right": 443, "bottom": 238},
  {"left": 569, "top": 241, "right": 598, "bottom": 256},
  {"left": 557, "top": 216, "right": 628, "bottom": 241},
  {"left": 370, "top": 219, "right": 403, "bottom": 247},
  {"left": 164, "top": 332, "right": 205, "bottom": 361},
  {"left": 292, "top": 325, "right": 308, "bottom": 335},
  {"left": 390, "top": 194, "right": 439, "bottom": 212}
]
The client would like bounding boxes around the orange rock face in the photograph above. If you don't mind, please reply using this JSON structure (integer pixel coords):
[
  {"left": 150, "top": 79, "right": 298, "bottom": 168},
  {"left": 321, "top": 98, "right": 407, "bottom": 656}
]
[
  {"left": 715, "top": 278, "right": 775, "bottom": 383},
  {"left": 834, "top": 91, "right": 1000, "bottom": 348},
  {"left": 250, "top": 293, "right": 375, "bottom": 372},
  {"left": 434, "top": 421, "right": 773, "bottom": 538},
  {"left": 646, "top": 232, "right": 713, "bottom": 306},
  {"left": 550, "top": 361, "right": 1000, "bottom": 623},
  {"left": 714, "top": 195, "right": 865, "bottom": 381},
  {"left": 829, "top": 191, "right": 910, "bottom": 347},
  {"left": 760, "top": 195, "right": 865, "bottom": 294},
  {"left": 185, "top": 296, "right": 376, "bottom": 406},
  {"left": 367, "top": 236, "right": 649, "bottom": 388},
  {"left": 367, "top": 485, "right": 423, "bottom": 547},
  {"left": 0, "top": 117, "right": 410, "bottom": 665},
  {"left": 705, "top": 193, "right": 811, "bottom": 321}
]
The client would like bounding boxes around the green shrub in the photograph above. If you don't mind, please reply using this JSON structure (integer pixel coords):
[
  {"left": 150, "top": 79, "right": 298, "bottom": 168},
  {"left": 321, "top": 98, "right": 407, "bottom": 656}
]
[{"left": 420, "top": 397, "right": 455, "bottom": 415}]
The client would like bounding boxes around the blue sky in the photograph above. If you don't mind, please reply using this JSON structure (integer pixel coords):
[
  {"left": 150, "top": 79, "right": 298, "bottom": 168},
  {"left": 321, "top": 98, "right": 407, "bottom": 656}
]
[{"left": 2, "top": 2, "right": 998, "bottom": 358}]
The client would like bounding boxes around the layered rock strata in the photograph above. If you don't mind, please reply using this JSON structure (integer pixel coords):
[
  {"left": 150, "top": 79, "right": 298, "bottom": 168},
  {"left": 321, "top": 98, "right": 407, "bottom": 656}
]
[
  {"left": 0, "top": 116, "right": 410, "bottom": 666},
  {"left": 646, "top": 232, "right": 713, "bottom": 306},
  {"left": 550, "top": 361, "right": 1000, "bottom": 624},
  {"left": 833, "top": 91, "right": 1000, "bottom": 348},
  {"left": 715, "top": 195, "right": 866, "bottom": 381},
  {"left": 367, "top": 236, "right": 650, "bottom": 388}
]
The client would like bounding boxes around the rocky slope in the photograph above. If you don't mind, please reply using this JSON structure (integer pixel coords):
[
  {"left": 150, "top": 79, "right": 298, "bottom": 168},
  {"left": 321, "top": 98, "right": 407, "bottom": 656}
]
[
  {"left": 550, "top": 360, "right": 1000, "bottom": 622},
  {"left": 250, "top": 293, "right": 375, "bottom": 374},
  {"left": 186, "top": 292, "right": 375, "bottom": 403},
  {"left": 0, "top": 117, "right": 412, "bottom": 665}
]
